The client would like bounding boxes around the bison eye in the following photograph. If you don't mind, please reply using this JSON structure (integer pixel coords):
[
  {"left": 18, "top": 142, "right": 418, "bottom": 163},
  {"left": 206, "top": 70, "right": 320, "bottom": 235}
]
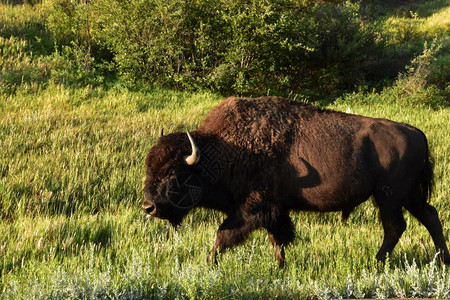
[{"left": 144, "top": 204, "right": 155, "bottom": 214}]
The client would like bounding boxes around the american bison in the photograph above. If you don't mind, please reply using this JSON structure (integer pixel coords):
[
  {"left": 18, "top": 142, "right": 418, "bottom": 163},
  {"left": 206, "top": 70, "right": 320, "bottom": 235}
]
[{"left": 142, "top": 96, "right": 450, "bottom": 267}]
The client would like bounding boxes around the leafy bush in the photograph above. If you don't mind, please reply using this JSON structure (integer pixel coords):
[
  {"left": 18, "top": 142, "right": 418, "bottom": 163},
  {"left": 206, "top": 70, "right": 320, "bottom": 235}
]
[
  {"left": 45, "top": 0, "right": 381, "bottom": 98},
  {"left": 394, "top": 39, "right": 449, "bottom": 107},
  {"left": 336, "top": 39, "right": 449, "bottom": 109}
]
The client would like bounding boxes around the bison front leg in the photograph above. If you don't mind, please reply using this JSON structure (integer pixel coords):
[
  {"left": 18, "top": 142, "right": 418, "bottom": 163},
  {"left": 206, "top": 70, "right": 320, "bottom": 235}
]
[
  {"left": 268, "top": 234, "right": 285, "bottom": 268},
  {"left": 266, "top": 213, "right": 295, "bottom": 268},
  {"left": 207, "top": 213, "right": 260, "bottom": 265}
]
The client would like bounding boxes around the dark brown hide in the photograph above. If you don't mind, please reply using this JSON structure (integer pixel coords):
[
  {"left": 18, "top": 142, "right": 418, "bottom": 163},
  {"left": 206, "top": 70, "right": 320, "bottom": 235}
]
[{"left": 142, "top": 96, "right": 450, "bottom": 267}]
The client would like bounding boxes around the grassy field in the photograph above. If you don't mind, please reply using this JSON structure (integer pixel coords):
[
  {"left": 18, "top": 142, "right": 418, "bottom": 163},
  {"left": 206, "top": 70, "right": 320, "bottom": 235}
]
[
  {"left": 1, "top": 0, "right": 450, "bottom": 299},
  {"left": 1, "top": 84, "right": 450, "bottom": 299}
]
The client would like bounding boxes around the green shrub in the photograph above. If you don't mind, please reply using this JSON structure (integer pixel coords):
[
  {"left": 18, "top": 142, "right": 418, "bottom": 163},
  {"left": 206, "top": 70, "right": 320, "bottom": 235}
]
[
  {"left": 427, "top": 45, "right": 450, "bottom": 90},
  {"left": 336, "top": 39, "right": 449, "bottom": 109},
  {"left": 394, "top": 39, "right": 449, "bottom": 107},
  {"left": 44, "top": 0, "right": 381, "bottom": 98}
]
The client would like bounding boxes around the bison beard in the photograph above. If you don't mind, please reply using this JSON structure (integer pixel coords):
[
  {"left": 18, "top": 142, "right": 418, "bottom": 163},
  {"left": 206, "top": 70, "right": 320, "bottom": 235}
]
[{"left": 142, "top": 96, "right": 450, "bottom": 267}]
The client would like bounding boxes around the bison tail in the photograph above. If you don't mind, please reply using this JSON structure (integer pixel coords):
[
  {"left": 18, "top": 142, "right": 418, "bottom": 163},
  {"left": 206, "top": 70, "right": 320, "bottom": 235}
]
[{"left": 420, "top": 134, "right": 435, "bottom": 204}]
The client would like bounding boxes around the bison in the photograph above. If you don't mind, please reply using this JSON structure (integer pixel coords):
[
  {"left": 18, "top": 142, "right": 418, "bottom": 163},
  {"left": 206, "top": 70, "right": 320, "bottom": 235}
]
[{"left": 142, "top": 96, "right": 450, "bottom": 267}]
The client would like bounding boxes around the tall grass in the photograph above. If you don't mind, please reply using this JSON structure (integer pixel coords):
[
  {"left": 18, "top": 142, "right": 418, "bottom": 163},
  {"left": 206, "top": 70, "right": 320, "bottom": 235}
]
[
  {"left": 1, "top": 82, "right": 450, "bottom": 298},
  {"left": 0, "top": 85, "right": 221, "bottom": 218}
]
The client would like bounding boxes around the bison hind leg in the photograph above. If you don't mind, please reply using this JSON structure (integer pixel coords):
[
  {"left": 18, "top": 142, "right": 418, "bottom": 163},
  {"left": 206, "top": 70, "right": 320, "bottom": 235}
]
[
  {"left": 404, "top": 201, "right": 450, "bottom": 264},
  {"left": 376, "top": 202, "right": 406, "bottom": 261}
]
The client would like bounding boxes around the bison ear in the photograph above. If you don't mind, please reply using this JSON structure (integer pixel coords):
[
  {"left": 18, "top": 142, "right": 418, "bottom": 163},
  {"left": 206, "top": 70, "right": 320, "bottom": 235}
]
[{"left": 185, "top": 132, "right": 200, "bottom": 165}]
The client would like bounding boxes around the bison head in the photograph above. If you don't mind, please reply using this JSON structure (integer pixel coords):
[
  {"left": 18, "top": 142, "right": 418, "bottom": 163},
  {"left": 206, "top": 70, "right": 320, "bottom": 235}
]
[{"left": 142, "top": 132, "right": 203, "bottom": 227}]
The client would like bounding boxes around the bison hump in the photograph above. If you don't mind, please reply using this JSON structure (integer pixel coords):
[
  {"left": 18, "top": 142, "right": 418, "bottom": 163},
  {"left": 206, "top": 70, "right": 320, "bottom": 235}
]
[{"left": 198, "top": 97, "right": 305, "bottom": 155}]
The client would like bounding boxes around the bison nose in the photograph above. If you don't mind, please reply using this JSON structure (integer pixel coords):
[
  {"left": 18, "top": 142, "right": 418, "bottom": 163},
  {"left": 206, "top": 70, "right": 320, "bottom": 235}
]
[{"left": 142, "top": 199, "right": 156, "bottom": 215}]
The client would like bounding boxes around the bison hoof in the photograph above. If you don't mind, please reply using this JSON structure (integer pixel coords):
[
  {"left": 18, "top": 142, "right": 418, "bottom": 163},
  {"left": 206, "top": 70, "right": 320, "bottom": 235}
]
[{"left": 207, "top": 254, "right": 217, "bottom": 266}]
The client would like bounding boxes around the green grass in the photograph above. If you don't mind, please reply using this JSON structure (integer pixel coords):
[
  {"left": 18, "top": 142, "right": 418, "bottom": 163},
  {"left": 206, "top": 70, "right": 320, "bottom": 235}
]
[
  {"left": 382, "top": 3, "right": 450, "bottom": 43},
  {"left": 1, "top": 0, "right": 450, "bottom": 298},
  {"left": 0, "top": 85, "right": 221, "bottom": 217},
  {"left": 1, "top": 83, "right": 450, "bottom": 299}
]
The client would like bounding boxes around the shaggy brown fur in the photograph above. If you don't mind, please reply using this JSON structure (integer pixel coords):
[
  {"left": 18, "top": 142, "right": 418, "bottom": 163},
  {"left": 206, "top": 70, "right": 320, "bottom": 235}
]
[{"left": 142, "top": 96, "right": 450, "bottom": 267}]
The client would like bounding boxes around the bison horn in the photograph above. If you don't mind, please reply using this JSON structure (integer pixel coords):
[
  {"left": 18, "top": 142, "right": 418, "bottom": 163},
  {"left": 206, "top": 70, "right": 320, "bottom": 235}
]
[
  {"left": 160, "top": 127, "right": 164, "bottom": 137},
  {"left": 185, "top": 132, "right": 200, "bottom": 165}
]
